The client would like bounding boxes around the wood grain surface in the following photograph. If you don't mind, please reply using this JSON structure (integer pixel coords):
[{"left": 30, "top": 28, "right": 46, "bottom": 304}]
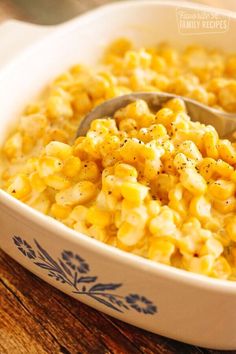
[
  {"left": 0, "top": 0, "right": 236, "bottom": 353},
  {"left": 0, "top": 250, "right": 233, "bottom": 354}
]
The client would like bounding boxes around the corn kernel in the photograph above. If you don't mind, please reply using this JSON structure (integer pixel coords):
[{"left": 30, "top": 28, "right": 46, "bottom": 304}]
[
  {"left": 230, "top": 170, "right": 236, "bottom": 183},
  {"left": 174, "top": 153, "right": 195, "bottom": 172},
  {"left": 106, "top": 38, "right": 132, "bottom": 57},
  {"left": 121, "top": 201, "right": 148, "bottom": 226},
  {"left": 225, "top": 56, "right": 236, "bottom": 78},
  {"left": 148, "top": 239, "right": 175, "bottom": 265},
  {"left": 63, "top": 156, "right": 81, "bottom": 177},
  {"left": 203, "top": 131, "right": 219, "bottom": 159},
  {"left": 47, "top": 95, "right": 73, "bottom": 120},
  {"left": 69, "top": 205, "right": 88, "bottom": 222},
  {"left": 218, "top": 139, "right": 236, "bottom": 164},
  {"left": 20, "top": 113, "right": 47, "bottom": 138},
  {"left": 119, "top": 118, "right": 137, "bottom": 132},
  {"left": 147, "top": 200, "right": 161, "bottom": 217},
  {"left": 213, "top": 196, "right": 236, "bottom": 214},
  {"left": 77, "top": 161, "right": 100, "bottom": 182},
  {"left": 218, "top": 81, "right": 236, "bottom": 113},
  {"left": 211, "top": 257, "right": 231, "bottom": 279},
  {"left": 197, "top": 157, "right": 216, "bottom": 181},
  {"left": 149, "top": 209, "right": 177, "bottom": 237},
  {"left": 114, "top": 163, "right": 138, "bottom": 180},
  {"left": 155, "top": 107, "right": 173, "bottom": 127},
  {"left": 169, "top": 184, "right": 188, "bottom": 216},
  {"left": 178, "top": 140, "right": 202, "bottom": 161},
  {"left": 152, "top": 174, "right": 177, "bottom": 201},
  {"left": 180, "top": 167, "right": 207, "bottom": 195},
  {"left": 73, "top": 220, "right": 88, "bottom": 235},
  {"left": 24, "top": 102, "right": 41, "bottom": 115},
  {"left": 209, "top": 179, "right": 235, "bottom": 200},
  {"left": 51, "top": 203, "right": 72, "bottom": 219},
  {"left": 28, "top": 193, "right": 50, "bottom": 214},
  {"left": 188, "top": 255, "right": 215, "bottom": 275},
  {"left": 87, "top": 206, "right": 111, "bottom": 228},
  {"left": 188, "top": 86, "right": 209, "bottom": 105},
  {"left": 189, "top": 195, "right": 211, "bottom": 221},
  {"left": 88, "top": 225, "right": 109, "bottom": 242},
  {"left": 72, "top": 92, "right": 92, "bottom": 114},
  {"left": 117, "top": 221, "right": 144, "bottom": 247},
  {"left": 22, "top": 135, "right": 35, "bottom": 154},
  {"left": 215, "top": 159, "right": 234, "bottom": 178},
  {"left": 88, "top": 75, "right": 110, "bottom": 99},
  {"left": 7, "top": 174, "right": 31, "bottom": 200},
  {"left": 164, "top": 98, "right": 186, "bottom": 113},
  {"left": 225, "top": 216, "right": 236, "bottom": 242},
  {"left": 200, "top": 238, "right": 223, "bottom": 258},
  {"left": 29, "top": 172, "right": 46, "bottom": 193},
  {"left": 44, "top": 174, "right": 71, "bottom": 190},
  {"left": 3, "top": 132, "right": 22, "bottom": 159},
  {"left": 47, "top": 128, "right": 69, "bottom": 143},
  {"left": 45, "top": 141, "right": 72, "bottom": 160},
  {"left": 56, "top": 181, "right": 97, "bottom": 206},
  {"left": 151, "top": 52, "right": 167, "bottom": 71},
  {"left": 37, "top": 156, "right": 63, "bottom": 178},
  {"left": 121, "top": 182, "right": 149, "bottom": 204},
  {"left": 152, "top": 74, "right": 169, "bottom": 91}
]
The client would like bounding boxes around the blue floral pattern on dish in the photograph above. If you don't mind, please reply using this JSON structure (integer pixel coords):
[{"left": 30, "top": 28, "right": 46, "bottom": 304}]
[
  {"left": 13, "top": 236, "right": 36, "bottom": 260},
  {"left": 13, "top": 236, "right": 157, "bottom": 315}
]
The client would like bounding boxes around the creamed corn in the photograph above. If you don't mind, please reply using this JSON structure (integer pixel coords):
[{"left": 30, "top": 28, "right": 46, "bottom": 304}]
[{"left": 1, "top": 38, "right": 236, "bottom": 280}]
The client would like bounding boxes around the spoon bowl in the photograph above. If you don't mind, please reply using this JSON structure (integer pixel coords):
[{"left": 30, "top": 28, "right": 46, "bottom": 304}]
[{"left": 77, "top": 92, "right": 236, "bottom": 140}]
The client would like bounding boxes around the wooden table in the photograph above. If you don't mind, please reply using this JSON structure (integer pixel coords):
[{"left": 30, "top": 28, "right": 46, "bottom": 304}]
[
  {"left": 0, "top": 1, "right": 235, "bottom": 353},
  {"left": 0, "top": 251, "right": 232, "bottom": 354}
]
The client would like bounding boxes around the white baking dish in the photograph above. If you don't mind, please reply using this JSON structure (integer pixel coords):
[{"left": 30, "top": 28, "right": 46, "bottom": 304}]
[{"left": 0, "top": 1, "right": 236, "bottom": 349}]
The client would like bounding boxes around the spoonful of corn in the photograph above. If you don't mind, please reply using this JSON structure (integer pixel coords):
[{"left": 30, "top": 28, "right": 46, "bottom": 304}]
[{"left": 77, "top": 92, "right": 236, "bottom": 140}]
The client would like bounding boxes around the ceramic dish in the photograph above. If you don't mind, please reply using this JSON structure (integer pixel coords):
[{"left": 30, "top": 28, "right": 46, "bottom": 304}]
[{"left": 1, "top": 1, "right": 236, "bottom": 349}]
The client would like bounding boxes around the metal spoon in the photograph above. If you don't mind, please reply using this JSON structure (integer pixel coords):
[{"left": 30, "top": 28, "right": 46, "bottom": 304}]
[
  {"left": 77, "top": 92, "right": 236, "bottom": 140},
  {"left": 1, "top": 0, "right": 94, "bottom": 25}
]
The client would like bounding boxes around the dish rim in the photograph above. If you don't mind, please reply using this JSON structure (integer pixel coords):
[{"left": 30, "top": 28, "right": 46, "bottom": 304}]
[{"left": 1, "top": 0, "right": 236, "bottom": 293}]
